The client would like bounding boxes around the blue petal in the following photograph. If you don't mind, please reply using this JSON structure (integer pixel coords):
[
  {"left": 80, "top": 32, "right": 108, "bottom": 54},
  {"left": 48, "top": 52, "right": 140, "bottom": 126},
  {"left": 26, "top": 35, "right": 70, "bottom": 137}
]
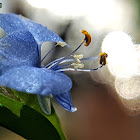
[
  {"left": 0, "top": 31, "right": 40, "bottom": 74},
  {"left": 0, "top": 66, "right": 72, "bottom": 96},
  {"left": 24, "top": 19, "right": 65, "bottom": 46},
  {"left": 54, "top": 92, "right": 77, "bottom": 112},
  {"left": 0, "top": 13, "right": 65, "bottom": 45},
  {"left": 0, "top": 13, "right": 26, "bottom": 34},
  {"left": 0, "top": 13, "right": 67, "bottom": 57}
]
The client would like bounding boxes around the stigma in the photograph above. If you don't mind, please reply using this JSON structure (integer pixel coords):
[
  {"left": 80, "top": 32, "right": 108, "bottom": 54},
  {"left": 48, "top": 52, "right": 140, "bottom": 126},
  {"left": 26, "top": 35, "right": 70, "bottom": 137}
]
[{"left": 41, "top": 30, "right": 108, "bottom": 72}]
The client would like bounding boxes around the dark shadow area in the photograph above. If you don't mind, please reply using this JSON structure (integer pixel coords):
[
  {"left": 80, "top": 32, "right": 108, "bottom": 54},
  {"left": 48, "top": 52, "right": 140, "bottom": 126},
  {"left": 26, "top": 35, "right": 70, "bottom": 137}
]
[{"left": 0, "top": 105, "right": 61, "bottom": 140}]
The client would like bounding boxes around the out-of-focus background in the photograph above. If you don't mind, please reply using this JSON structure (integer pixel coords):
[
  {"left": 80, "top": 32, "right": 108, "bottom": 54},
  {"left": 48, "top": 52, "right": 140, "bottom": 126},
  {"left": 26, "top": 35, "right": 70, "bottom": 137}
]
[{"left": 0, "top": 0, "right": 140, "bottom": 139}]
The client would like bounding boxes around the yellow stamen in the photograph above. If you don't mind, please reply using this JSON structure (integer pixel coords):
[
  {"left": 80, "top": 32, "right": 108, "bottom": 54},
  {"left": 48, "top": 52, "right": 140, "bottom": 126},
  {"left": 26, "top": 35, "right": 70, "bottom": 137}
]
[
  {"left": 99, "top": 52, "right": 108, "bottom": 65},
  {"left": 81, "top": 30, "right": 92, "bottom": 46}
]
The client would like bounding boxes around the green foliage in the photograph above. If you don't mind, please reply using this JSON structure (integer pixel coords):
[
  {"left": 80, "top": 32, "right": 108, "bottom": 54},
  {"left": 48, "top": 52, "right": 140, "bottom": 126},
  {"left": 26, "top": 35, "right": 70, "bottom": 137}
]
[{"left": 0, "top": 86, "right": 66, "bottom": 140}]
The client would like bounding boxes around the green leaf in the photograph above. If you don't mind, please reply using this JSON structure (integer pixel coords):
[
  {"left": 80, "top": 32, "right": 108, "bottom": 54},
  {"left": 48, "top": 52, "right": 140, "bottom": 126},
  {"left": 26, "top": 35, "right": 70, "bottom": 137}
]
[{"left": 0, "top": 86, "right": 66, "bottom": 140}]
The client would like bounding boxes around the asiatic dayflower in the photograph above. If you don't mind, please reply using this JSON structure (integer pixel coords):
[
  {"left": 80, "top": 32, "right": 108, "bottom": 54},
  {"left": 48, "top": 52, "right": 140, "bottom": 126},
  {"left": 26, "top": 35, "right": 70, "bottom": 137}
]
[{"left": 0, "top": 13, "right": 107, "bottom": 115}]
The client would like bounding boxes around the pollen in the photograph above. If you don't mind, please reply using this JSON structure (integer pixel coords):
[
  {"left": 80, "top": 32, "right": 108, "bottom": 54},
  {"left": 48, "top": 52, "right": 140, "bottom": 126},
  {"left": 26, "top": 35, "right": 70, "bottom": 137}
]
[
  {"left": 56, "top": 41, "right": 66, "bottom": 47},
  {"left": 81, "top": 30, "right": 91, "bottom": 46},
  {"left": 99, "top": 52, "right": 108, "bottom": 65}
]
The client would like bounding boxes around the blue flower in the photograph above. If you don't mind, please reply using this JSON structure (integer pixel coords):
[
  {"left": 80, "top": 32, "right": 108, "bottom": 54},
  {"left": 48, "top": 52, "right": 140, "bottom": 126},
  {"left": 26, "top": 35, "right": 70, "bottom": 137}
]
[{"left": 0, "top": 13, "right": 107, "bottom": 115}]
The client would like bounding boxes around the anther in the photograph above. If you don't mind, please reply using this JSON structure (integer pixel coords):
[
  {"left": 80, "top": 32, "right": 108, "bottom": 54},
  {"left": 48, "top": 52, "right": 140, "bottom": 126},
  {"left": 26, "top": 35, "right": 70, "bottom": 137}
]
[
  {"left": 41, "top": 41, "right": 66, "bottom": 63},
  {"left": 55, "top": 41, "right": 66, "bottom": 47},
  {"left": 99, "top": 52, "right": 108, "bottom": 65},
  {"left": 73, "top": 54, "right": 84, "bottom": 63},
  {"left": 81, "top": 30, "right": 91, "bottom": 46},
  {"left": 71, "top": 63, "right": 84, "bottom": 69}
]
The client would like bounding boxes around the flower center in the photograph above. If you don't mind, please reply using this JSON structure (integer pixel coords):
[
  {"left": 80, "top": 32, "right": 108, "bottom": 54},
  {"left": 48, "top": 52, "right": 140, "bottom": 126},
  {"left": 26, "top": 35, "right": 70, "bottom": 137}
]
[{"left": 41, "top": 30, "right": 108, "bottom": 72}]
